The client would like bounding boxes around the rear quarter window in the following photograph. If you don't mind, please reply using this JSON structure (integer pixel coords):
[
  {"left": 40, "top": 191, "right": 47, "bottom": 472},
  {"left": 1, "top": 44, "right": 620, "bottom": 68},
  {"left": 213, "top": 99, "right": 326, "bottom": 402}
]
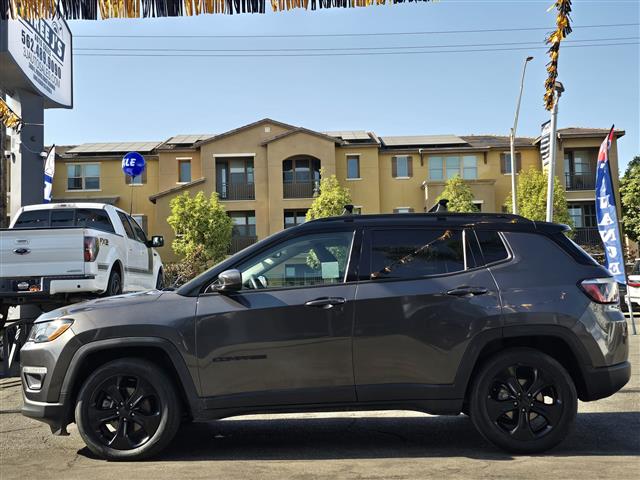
[{"left": 475, "top": 230, "right": 510, "bottom": 264}]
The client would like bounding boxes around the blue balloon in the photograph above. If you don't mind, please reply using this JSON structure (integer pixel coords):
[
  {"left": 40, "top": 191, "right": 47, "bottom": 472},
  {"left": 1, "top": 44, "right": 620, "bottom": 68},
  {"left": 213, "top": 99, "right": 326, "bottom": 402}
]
[{"left": 122, "top": 152, "right": 146, "bottom": 178}]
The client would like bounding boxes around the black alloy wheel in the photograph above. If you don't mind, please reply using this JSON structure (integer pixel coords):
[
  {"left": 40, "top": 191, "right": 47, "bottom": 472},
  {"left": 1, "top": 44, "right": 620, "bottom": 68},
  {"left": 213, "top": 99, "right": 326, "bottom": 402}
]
[
  {"left": 470, "top": 348, "right": 577, "bottom": 453},
  {"left": 87, "top": 374, "right": 161, "bottom": 450},
  {"left": 486, "top": 365, "right": 562, "bottom": 441},
  {"left": 75, "top": 358, "right": 181, "bottom": 460}
]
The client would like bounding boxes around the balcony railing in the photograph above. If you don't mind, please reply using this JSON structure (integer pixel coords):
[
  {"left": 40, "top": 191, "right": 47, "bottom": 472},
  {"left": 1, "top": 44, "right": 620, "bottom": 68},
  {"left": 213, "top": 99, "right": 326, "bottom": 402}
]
[
  {"left": 283, "top": 181, "right": 319, "bottom": 199},
  {"left": 565, "top": 173, "right": 595, "bottom": 191},
  {"left": 574, "top": 227, "right": 600, "bottom": 246},
  {"left": 218, "top": 182, "right": 255, "bottom": 201},
  {"left": 229, "top": 235, "right": 258, "bottom": 254}
]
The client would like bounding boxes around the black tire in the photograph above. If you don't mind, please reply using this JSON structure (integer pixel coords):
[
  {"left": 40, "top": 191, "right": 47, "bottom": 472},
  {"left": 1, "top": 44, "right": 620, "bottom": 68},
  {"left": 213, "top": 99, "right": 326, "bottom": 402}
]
[
  {"left": 469, "top": 348, "right": 577, "bottom": 454},
  {"left": 75, "top": 358, "right": 181, "bottom": 461},
  {"left": 103, "top": 268, "right": 122, "bottom": 297},
  {"left": 155, "top": 269, "right": 164, "bottom": 290}
]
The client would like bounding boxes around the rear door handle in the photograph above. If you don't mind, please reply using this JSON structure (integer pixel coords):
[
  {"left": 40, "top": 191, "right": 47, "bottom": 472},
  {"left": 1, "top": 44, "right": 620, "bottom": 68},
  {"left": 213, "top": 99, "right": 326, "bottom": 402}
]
[
  {"left": 304, "top": 297, "right": 346, "bottom": 309},
  {"left": 446, "top": 286, "right": 488, "bottom": 297}
]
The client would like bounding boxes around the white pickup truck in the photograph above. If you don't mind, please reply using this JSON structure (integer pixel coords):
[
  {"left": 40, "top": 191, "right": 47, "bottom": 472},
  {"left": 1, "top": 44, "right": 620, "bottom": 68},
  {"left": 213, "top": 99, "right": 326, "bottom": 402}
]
[{"left": 0, "top": 203, "right": 164, "bottom": 319}]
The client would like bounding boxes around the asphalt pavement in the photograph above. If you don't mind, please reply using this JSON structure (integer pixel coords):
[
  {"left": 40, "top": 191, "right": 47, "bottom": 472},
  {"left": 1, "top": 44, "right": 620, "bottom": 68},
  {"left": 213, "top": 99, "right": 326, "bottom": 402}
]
[{"left": 0, "top": 324, "right": 638, "bottom": 480}]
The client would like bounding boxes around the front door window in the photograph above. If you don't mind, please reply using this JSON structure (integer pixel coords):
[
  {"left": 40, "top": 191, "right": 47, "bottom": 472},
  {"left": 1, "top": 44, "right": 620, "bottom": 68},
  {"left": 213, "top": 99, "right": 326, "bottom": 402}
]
[{"left": 235, "top": 231, "right": 354, "bottom": 290}]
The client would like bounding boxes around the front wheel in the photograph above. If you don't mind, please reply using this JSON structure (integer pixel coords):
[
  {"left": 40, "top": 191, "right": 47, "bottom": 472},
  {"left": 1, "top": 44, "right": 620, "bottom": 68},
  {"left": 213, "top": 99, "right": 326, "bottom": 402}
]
[
  {"left": 469, "top": 348, "right": 577, "bottom": 454},
  {"left": 155, "top": 269, "right": 164, "bottom": 290},
  {"left": 75, "top": 358, "right": 181, "bottom": 460}
]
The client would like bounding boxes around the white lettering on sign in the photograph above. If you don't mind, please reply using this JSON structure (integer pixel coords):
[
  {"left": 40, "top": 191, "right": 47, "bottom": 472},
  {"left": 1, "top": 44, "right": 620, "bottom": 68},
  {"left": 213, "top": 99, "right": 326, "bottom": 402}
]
[
  {"left": 598, "top": 212, "right": 614, "bottom": 227},
  {"left": 601, "top": 228, "right": 617, "bottom": 243},
  {"left": 6, "top": 18, "right": 72, "bottom": 107}
]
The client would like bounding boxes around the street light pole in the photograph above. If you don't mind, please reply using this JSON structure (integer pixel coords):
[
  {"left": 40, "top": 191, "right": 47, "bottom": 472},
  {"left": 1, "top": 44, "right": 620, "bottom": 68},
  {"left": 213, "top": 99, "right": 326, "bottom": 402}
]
[
  {"left": 510, "top": 56, "right": 534, "bottom": 215},
  {"left": 545, "top": 81, "right": 565, "bottom": 222}
]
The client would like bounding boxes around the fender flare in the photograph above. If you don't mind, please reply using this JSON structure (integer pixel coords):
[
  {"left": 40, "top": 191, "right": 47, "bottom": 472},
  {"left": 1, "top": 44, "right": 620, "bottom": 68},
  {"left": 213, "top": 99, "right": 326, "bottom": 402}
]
[{"left": 59, "top": 337, "right": 202, "bottom": 419}]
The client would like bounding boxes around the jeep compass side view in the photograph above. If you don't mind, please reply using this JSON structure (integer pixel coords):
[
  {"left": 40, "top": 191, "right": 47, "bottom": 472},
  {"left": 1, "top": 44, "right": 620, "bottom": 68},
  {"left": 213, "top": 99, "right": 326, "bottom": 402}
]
[{"left": 20, "top": 213, "right": 630, "bottom": 460}]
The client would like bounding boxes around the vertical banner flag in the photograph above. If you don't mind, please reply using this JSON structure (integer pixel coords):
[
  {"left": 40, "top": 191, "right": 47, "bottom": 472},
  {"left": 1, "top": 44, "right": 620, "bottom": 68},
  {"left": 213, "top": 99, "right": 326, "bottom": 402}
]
[
  {"left": 540, "top": 120, "right": 552, "bottom": 166},
  {"left": 43, "top": 145, "right": 55, "bottom": 203},
  {"left": 595, "top": 127, "right": 625, "bottom": 284}
]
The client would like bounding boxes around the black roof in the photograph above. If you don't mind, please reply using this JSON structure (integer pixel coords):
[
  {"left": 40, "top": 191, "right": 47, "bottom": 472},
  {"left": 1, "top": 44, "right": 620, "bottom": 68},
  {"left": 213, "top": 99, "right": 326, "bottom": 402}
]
[{"left": 302, "top": 213, "right": 568, "bottom": 233}]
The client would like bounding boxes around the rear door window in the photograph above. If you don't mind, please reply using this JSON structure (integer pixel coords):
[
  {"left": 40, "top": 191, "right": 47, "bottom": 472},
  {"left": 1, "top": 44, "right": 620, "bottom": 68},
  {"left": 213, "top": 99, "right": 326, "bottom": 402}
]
[
  {"left": 368, "top": 228, "right": 470, "bottom": 280},
  {"left": 13, "top": 210, "right": 50, "bottom": 228},
  {"left": 475, "top": 230, "right": 510, "bottom": 264},
  {"left": 117, "top": 211, "right": 136, "bottom": 240}
]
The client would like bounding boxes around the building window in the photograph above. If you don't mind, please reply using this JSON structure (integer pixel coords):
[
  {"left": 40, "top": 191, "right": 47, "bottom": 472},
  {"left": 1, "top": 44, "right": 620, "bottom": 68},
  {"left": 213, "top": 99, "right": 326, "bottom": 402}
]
[
  {"left": 125, "top": 170, "right": 147, "bottom": 185},
  {"left": 500, "top": 152, "right": 522, "bottom": 174},
  {"left": 472, "top": 201, "right": 483, "bottom": 212},
  {"left": 393, "top": 207, "right": 414, "bottom": 214},
  {"left": 229, "top": 211, "right": 257, "bottom": 254},
  {"left": 392, "top": 156, "right": 412, "bottom": 178},
  {"left": 131, "top": 215, "right": 148, "bottom": 235},
  {"left": 283, "top": 156, "right": 321, "bottom": 199},
  {"left": 284, "top": 209, "right": 308, "bottom": 228},
  {"left": 352, "top": 206, "right": 362, "bottom": 215},
  {"left": 564, "top": 149, "right": 597, "bottom": 190},
  {"left": 346, "top": 155, "right": 360, "bottom": 179},
  {"left": 178, "top": 159, "right": 191, "bottom": 183},
  {"left": 429, "top": 156, "right": 478, "bottom": 180},
  {"left": 462, "top": 156, "right": 477, "bottom": 179},
  {"left": 568, "top": 203, "right": 596, "bottom": 228},
  {"left": 67, "top": 163, "right": 100, "bottom": 190},
  {"left": 216, "top": 157, "right": 255, "bottom": 200}
]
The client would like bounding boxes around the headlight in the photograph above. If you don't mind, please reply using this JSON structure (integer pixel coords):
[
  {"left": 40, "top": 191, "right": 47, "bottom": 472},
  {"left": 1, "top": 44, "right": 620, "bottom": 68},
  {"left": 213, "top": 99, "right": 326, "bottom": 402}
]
[{"left": 28, "top": 318, "right": 74, "bottom": 343}]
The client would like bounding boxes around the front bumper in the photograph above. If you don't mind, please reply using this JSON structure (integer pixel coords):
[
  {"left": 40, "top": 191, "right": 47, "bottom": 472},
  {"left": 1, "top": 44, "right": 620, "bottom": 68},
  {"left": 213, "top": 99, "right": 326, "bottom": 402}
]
[
  {"left": 21, "top": 393, "right": 71, "bottom": 435},
  {"left": 581, "top": 361, "right": 631, "bottom": 401}
]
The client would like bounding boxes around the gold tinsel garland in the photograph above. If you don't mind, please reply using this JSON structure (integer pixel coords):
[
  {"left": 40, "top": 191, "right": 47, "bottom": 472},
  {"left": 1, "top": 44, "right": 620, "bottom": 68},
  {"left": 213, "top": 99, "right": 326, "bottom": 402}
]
[
  {"left": 0, "top": 0, "right": 432, "bottom": 18},
  {"left": 544, "top": 0, "right": 572, "bottom": 111},
  {"left": 0, "top": 98, "right": 23, "bottom": 131}
]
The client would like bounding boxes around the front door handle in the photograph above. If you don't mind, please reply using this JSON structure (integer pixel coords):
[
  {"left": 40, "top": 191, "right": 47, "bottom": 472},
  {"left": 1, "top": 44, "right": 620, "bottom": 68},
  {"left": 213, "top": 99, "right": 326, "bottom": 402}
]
[
  {"left": 304, "top": 297, "right": 346, "bottom": 309},
  {"left": 446, "top": 286, "right": 488, "bottom": 297}
]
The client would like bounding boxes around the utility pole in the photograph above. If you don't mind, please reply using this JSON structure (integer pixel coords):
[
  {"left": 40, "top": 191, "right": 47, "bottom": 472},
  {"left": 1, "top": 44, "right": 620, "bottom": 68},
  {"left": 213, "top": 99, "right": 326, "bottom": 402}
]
[
  {"left": 545, "top": 81, "right": 564, "bottom": 222},
  {"left": 509, "top": 56, "right": 534, "bottom": 214}
]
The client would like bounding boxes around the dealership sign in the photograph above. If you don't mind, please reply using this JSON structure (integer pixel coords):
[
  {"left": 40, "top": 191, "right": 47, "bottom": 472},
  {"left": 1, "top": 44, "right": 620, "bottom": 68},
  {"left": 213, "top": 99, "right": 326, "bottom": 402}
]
[{"left": 6, "top": 17, "right": 72, "bottom": 108}]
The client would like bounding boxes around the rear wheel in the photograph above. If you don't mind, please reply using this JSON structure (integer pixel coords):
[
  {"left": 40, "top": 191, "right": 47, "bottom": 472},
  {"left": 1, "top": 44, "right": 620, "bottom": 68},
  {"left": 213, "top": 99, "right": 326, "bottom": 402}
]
[
  {"left": 103, "top": 268, "right": 122, "bottom": 297},
  {"left": 469, "top": 348, "right": 577, "bottom": 453},
  {"left": 75, "top": 358, "right": 181, "bottom": 461}
]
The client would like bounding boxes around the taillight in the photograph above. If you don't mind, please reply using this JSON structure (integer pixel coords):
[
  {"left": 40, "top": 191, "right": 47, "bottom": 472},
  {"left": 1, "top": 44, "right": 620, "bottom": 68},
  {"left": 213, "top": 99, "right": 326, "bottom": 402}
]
[
  {"left": 628, "top": 282, "right": 640, "bottom": 288},
  {"left": 84, "top": 236, "right": 99, "bottom": 262},
  {"left": 579, "top": 278, "right": 619, "bottom": 304}
]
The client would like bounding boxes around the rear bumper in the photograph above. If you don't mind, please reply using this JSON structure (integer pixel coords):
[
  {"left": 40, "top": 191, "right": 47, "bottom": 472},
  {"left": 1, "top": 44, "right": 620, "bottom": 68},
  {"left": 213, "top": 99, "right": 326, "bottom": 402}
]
[
  {"left": 581, "top": 361, "right": 631, "bottom": 401},
  {"left": 0, "top": 275, "right": 100, "bottom": 303}
]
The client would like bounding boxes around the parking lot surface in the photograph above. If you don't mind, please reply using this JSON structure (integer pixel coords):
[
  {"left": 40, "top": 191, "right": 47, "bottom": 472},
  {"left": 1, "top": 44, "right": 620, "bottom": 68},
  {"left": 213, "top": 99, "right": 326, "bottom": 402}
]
[{"left": 1, "top": 325, "right": 638, "bottom": 480}]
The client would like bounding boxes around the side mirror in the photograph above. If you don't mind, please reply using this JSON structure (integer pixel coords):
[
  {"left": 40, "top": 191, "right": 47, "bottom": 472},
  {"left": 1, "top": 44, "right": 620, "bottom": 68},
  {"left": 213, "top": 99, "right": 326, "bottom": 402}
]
[
  {"left": 147, "top": 235, "right": 164, "bottom": 248},
  {"left": 215, "top": 269, "right": 242, "bottom": 293}
]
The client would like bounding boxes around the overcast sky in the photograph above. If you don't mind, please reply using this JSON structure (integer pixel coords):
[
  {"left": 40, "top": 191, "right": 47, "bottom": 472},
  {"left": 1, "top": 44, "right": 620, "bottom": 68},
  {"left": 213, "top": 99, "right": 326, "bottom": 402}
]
[{"left": 44, "top": 0, "right": 639, "bottom": 173}]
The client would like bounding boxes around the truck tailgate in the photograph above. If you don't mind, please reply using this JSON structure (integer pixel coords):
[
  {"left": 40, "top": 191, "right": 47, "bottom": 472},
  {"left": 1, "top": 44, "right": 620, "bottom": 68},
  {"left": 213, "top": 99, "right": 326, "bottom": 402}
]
[{"left": 0, "top": 228, "right": 86, "bottom": 278}]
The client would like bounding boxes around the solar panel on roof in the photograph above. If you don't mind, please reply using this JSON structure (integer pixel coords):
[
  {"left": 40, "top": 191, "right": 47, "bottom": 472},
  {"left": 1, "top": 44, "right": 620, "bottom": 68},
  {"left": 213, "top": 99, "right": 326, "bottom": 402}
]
[{"left": 381, "top": 135, "right": 467, "bottom": 147}]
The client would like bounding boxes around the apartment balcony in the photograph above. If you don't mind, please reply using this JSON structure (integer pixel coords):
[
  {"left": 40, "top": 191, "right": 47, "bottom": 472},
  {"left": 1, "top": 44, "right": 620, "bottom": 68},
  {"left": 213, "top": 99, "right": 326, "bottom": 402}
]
[
  {"left": 283, "top": 181, "right": 319, "bottom": 199},
  {"left": 218, "top": 182, "right": 255, "bottom": 201},
  {"left": 565, "top": 173, "right": 595, "bottom": 191},
  {"left": 574, "top": 227, "right": 600, "bottom": 246},
  {"left": 229, "top": 235, "right": 258, "bottom": 255}
]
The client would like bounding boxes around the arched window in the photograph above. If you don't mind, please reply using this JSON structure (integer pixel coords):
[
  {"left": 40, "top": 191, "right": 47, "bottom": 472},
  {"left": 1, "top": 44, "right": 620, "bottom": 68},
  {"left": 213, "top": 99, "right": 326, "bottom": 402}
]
[{"left": 283, "top": 156, "right": 321, "bottom": 198}]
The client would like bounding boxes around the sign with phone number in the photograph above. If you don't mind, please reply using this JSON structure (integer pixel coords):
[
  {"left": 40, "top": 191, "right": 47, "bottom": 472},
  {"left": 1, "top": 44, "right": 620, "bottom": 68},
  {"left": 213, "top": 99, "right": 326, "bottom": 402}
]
[{"left": 6, "top": 17, "right": 72, "bottom": 108}]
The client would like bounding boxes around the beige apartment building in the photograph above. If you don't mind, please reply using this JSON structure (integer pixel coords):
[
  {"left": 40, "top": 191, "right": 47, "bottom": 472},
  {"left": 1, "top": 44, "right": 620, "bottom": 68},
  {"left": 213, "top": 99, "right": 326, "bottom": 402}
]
[{"left": 49, "top": 118, "right": 625, "bottom": 262}]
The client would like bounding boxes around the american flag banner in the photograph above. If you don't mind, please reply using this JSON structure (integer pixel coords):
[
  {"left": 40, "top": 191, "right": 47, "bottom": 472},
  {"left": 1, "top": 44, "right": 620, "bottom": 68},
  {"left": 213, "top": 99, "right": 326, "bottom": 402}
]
[
  {"left": 595, "top": 127, "right": 625, "bottom": 284},
  {"left": 43, "top": 145, "right": 55, "bottom": 203}
]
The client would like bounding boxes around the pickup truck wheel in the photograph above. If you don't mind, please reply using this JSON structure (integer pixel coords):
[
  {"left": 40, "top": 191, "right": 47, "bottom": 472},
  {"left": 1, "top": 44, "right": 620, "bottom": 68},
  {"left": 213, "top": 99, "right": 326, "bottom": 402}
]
[
  {"left": 103, "top": 269, "right": 122, "bottom": 297},
  {"left": 469, "top": 348, "right": 577, "bottom": 454},
  {"left": 75, "top": 358, "right": 181, "bottom": 461}
]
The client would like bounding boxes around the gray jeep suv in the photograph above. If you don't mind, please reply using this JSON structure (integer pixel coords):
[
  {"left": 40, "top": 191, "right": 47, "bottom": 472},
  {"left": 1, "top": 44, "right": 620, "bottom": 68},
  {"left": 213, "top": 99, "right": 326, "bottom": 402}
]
[{"left": 20, "top": 213, "right": 630, "bottom": 460}]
